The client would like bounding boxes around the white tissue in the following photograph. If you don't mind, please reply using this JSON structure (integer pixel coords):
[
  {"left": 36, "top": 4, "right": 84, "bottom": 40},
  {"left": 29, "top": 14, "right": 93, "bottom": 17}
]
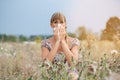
[
  {"left": 53, "top": 28, "right": 56, "bottom": 31},
  {"left": 57, "top": 24, "right": 61, "bottom": 28}
]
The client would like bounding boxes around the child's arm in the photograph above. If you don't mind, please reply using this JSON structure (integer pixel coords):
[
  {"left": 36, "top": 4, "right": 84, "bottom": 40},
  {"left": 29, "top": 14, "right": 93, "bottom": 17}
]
[
  {"left": 41, "top": 40, "right": 60, "bottom": 61},
  {"left": 61, "top": 40, "right": 79, "bottom": 65}
]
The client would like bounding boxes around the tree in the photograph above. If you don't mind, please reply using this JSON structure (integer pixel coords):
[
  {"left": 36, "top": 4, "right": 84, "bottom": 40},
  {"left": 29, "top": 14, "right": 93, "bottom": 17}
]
[
  {"left": 76, "top": 26, "right": 87, "bottom": 40},
  {"left": 0, "top": 34, "right": 8, "bottom": 41},
  {"left": 8, "top": 35, "right": 17, "bottom": 42},
  {"left": 19, "top": 35, "right": 28, "bottom": 42},
  {"left": 101, "top": 16, "right": 120, "bottom": 41},
  {"left": 29, "top": 35, "right": 37, "bottom": 41},
  {"left": 35, "top": 36, "right": 42, "bottom": 43}
]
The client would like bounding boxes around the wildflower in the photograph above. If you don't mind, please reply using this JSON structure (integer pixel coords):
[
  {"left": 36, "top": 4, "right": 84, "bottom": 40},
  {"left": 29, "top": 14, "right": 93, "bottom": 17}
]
[
  {"left": 5, "top": 53, "right": 12, "bottom": 57},
  {"left": 68, "top": 70, "right": 79, "bottom": 80},
  {"left": 13, "top": 52, "right": 16, "bottom": 57},
  {"left": 5, "top": 48, "right": 8, "bottom": 52},
  {"left": 43, "top": 59, "right": 51, "bottom": 70},
  {"left": 88, "top": 61, "right": 97, "bottom": 75},
  {"left": 1, "top": 47, "right": 3, "bottom": 50},
  {"left": 110, "top": 49, "right": 118, "bottom": 57}
]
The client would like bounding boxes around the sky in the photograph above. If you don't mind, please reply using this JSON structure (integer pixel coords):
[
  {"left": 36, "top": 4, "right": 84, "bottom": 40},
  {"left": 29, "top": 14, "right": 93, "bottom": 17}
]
[{"left": 0, "top": 0, "right": 120, "bottom": 36}]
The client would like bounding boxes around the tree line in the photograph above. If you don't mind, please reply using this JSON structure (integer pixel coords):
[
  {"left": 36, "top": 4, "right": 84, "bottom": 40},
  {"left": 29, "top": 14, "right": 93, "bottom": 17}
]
[
  {"left": 0, "top": 34, "right": 50, "bottom": 42},
  {"left": 0, "top": 16, "right": 120, "bottom": 42},
  {"left": 0, "top": 33, "right": 76, "bottom": 42}
]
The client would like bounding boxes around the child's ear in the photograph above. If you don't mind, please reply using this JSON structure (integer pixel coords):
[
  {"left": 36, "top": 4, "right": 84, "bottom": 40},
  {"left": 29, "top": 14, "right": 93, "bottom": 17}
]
[
  {"left": 50, "top": 23, "right": 54, "bottom": 28},
  {"left": 65, "top": 26, "right": 67, "bottom": 31}
]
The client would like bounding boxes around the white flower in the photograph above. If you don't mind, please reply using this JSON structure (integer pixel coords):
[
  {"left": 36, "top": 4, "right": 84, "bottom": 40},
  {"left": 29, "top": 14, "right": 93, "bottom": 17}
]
[
  {"left": 1, "top": 47, "right": 3, "bottom": 50},
  {"left": 111, "top": 49, "right": 118, "bottom": 57},
  {"left": 13, "top": 52, "right": 16, "bottom": 57},
  {"left": 5, "top": 53, "right": 12, "bottom": 57}
]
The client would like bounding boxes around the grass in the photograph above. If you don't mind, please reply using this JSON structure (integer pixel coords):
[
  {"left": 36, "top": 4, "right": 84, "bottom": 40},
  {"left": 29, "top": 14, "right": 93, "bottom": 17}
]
[{"left": 0, "top": 41, "right": 120, "bottom": 80}]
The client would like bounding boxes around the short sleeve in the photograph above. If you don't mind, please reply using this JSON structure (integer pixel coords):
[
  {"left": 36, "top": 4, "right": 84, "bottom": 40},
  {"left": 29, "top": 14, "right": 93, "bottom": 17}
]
[
  {"left": 70, "top": 38, "right": 80, "bottom": 49},
  {"left": 41, "top": 39, "right": 52, "bottom": 51}
]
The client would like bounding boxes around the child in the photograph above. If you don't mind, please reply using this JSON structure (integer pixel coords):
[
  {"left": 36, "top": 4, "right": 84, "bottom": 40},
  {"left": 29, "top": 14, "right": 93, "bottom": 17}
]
[{"left": 41, "top": 12, "right": 80, "bottom": 66}]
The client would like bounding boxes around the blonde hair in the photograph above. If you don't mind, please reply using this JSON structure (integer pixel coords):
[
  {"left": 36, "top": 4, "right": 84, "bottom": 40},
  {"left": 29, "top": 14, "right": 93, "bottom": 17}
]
[{"left": 50, "top": 12, "right": 66, "bottom": 23}]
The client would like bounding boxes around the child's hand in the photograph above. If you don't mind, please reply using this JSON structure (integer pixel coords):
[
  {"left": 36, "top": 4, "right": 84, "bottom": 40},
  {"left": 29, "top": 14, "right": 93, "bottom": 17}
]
[
  {"left": 58, "top": 25, "right": 66, "bottom": 41},
  {"left": 53, "top": 24, "right": 66, "bottom": 41},
  {"left": 53, "top": 27, "right": 60, "bottom": 41}
]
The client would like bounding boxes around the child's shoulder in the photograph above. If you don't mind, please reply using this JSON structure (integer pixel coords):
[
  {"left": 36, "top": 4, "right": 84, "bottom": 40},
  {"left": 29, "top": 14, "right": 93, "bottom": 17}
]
[
  {"left": 41, "top": 39, "right": 49, "bottom": 44},
  {"left": 41, "top": 38, "right": 52, "bottom": 51},
  {"left": 69, "top": 37, "right": 80, "bottom": 46}
]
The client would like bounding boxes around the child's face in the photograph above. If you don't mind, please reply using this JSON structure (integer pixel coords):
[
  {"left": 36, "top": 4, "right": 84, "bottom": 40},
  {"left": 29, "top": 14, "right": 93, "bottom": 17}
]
[
  {"left": 51, "top": 19, "right": 66, "bottom": 29},
  {"left": 51, "top": 19, "right": 66, "bottom": 37}
]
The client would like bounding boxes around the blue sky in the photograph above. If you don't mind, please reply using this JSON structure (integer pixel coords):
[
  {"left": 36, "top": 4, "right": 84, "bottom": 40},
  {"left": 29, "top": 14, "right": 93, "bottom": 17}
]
[{"left": 0, "top": 0, "right": 120, "bottom": 36}]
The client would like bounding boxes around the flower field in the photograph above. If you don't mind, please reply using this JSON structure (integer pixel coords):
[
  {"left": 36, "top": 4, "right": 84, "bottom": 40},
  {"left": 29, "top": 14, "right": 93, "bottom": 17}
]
[{"left": 0, "top": 41, "right": 120, "bottom": 80}]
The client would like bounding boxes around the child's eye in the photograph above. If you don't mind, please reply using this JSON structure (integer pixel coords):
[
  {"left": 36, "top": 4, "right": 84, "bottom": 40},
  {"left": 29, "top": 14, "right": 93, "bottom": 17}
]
[
  {"left": 60, "top": 21, "right": 63, "bottom": 24},
  {"left": 54, "top": 21, "right": 57, "bottom": 24}
]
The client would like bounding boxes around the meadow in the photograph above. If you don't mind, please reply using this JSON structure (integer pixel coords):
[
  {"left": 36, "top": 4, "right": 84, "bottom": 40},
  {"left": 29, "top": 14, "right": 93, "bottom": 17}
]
[{"left": 0, "top": 40, "right": 120, "bottom": 80}]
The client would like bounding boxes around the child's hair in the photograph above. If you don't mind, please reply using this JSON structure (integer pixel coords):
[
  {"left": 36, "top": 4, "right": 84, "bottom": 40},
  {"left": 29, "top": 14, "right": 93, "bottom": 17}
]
[
  {"left": 50, "top": 12, "right": 66, "bottom": 23},
  {"left": 51, "top": 12, "right": 68, "bottom": 44}
]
